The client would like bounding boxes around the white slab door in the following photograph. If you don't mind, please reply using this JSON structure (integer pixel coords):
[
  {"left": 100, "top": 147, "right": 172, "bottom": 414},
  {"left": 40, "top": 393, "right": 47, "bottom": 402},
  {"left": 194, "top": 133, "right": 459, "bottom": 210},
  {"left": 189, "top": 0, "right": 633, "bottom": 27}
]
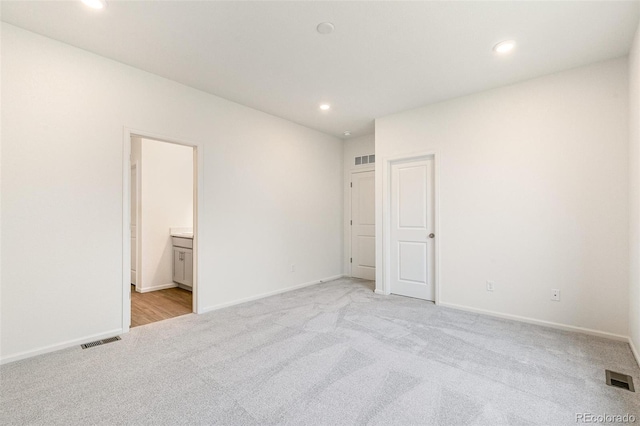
[
  {"left": 351, "top": 170, "right": 375, "bottom": 280},
  {"left": 390, "top": 157, "right": 435, "bottom": 300}
]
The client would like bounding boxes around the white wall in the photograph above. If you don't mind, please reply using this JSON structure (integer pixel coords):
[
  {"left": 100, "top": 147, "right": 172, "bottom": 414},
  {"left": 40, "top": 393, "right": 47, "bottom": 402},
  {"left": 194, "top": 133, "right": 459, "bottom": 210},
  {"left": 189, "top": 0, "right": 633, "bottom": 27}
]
[
  {"left": 139, "top": 138, "right": 193, "bottom": 292},
  {"left": 343, "top": 134, "right": 375, "bottom": 274},
  {"left": 376, "top": 58, "right": 629, "bottom": 337},
  {"left": 0, "top": 24, "right": 343, "bottom": 362},
  {"left": 629, "top": 21, "right": 640, "bottom": 361}
]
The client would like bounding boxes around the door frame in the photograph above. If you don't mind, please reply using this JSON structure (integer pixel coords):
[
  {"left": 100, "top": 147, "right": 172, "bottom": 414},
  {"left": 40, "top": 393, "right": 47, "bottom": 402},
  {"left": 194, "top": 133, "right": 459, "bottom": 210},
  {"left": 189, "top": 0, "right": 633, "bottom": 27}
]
[
  {"left": 349, "top": 168, "right": 375, "bottom": 278},
  {"left": 379, "top": 152, "right": 440, "bottom": 304},
  {"left": 122, "top": 127, "right": 204, "bottom": 333},
  {"left": 131, "top": 161, "right": 140, "bottom": 291}
]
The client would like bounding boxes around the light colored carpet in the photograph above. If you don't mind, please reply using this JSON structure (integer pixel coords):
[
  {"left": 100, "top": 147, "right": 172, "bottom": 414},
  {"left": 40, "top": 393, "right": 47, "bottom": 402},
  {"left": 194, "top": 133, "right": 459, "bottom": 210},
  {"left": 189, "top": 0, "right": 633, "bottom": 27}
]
[{"left": 1, "top": 278, "right": 638, "bottom": 425}]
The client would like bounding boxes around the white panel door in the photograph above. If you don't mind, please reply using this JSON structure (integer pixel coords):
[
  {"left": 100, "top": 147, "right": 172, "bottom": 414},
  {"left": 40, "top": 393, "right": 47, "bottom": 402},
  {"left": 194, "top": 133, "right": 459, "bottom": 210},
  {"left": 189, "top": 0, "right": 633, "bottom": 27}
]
[
  {"left": 351, "top": 171, "right": 375, "bottom": 280},
  {"left": 390, "top": 158, "right": 435, "bottom": 300},
  {"left": 130, "top": 165, "right": 137, "bottom": 285}
]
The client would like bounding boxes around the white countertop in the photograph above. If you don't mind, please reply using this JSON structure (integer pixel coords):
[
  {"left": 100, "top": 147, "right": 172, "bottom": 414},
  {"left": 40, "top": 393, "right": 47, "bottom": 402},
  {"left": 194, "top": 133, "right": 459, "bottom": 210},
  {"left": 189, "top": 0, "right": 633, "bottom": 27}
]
[
  {"left": 171, "top": 232, "right": 193, "bottom": 239},
  {"left": 170, "top": 227, "right": 193, "bottom": 239}
]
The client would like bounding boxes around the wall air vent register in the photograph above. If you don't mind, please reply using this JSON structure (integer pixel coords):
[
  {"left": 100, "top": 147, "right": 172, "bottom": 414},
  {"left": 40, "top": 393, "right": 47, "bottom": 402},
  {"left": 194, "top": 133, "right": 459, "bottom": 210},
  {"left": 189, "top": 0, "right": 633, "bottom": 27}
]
[{"left": 355, "top": 154, "right": 375, "bottom": 166}]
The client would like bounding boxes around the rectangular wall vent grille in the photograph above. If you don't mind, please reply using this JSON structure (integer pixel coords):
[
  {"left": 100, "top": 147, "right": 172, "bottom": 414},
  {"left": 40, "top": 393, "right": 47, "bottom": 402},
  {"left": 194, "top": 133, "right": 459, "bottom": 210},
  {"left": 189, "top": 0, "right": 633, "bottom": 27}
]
[
  {"left": 354, "top": 154, "right": 375, "bottom": 166},
  {"left": 605, "top": 369, "right": 635, "bottom": 392},
  {"left": 81, "top": 336, "right": 121, "bottom": 349}
]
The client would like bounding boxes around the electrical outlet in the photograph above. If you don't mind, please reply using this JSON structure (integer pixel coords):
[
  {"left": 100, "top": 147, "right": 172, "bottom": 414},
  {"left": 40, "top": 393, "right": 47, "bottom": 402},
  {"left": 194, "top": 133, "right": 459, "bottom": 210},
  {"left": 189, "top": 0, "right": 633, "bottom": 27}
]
[
  {"left": 486, "top": 281, "right": 495, "bottom": 292},
  {"left": 291, "top": 264, "right": 295, "bottom": 273},
  {"left": 551, "top": 289, "right": 560, "bottom": 301}
]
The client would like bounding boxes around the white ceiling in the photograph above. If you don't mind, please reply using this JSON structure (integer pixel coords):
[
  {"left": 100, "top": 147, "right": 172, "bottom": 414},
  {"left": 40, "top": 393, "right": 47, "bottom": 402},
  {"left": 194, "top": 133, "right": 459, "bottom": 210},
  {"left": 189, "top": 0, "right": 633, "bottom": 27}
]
[{"left": 2, "top": 1, "right": 639, "bottom": 138}]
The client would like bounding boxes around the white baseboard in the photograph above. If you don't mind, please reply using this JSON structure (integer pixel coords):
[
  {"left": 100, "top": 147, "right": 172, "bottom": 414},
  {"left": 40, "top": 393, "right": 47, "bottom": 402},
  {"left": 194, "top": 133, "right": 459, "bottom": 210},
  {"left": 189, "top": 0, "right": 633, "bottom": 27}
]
[
  {"left": 629, "top": 337, "right": 640, "bottom": 368},
  {"left": 439, "top": 301, "right": 629, "bottom": 342},
  {"left": 200, "top": 274, "right": 345, "bottom": 314},
  {"left": 374, "top": 288, "right": 389, "bottom": 295},
  {"left": 0, "top": 276, "right": 345, "bottom": 365},
  {"left": 137, "top": 283, "right": 177, "bottom": 293},
  {"left": 0, "top": 328, "right": 123, "bottom": 365}
]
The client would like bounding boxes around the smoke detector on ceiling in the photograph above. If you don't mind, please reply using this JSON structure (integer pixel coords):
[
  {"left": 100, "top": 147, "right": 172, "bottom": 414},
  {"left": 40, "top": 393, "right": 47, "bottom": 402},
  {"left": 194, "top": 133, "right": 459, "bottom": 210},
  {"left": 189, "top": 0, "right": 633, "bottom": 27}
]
[{"left": 317, "top": 22, "right": 335, "bottom": 35}]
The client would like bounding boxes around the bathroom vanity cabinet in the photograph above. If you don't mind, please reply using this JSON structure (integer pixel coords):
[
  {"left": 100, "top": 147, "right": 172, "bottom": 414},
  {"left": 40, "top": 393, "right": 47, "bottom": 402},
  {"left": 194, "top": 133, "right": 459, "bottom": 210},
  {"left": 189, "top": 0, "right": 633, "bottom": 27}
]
[{"left": 172, "top": 236, "right": 193, "bottom": 289}]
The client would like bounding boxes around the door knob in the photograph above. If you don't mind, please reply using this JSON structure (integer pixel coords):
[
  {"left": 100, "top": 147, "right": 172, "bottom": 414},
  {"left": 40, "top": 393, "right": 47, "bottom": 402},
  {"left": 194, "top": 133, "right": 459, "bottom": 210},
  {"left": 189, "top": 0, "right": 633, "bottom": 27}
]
[{"left": 428, "top": 233, "right": 435, "bottom": 239}]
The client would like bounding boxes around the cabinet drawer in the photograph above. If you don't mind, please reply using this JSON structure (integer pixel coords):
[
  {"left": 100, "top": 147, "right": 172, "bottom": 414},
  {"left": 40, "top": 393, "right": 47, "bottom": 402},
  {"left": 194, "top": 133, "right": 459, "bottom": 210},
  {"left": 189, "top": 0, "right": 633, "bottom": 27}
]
[{"left": 172, "top": 237, "right": 193, "bottom": 249}]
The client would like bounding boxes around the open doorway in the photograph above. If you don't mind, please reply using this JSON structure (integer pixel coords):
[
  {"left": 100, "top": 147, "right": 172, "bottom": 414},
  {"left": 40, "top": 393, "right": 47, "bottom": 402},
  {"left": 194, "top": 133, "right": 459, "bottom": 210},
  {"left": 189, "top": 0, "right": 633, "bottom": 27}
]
[{"left": 128, "top": 135, "right": 197, "bottom": 327}]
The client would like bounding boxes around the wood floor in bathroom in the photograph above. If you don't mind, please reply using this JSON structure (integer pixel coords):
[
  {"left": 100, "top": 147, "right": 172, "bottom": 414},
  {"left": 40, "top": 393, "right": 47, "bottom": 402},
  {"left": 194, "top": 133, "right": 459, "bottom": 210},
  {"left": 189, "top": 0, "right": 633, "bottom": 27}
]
[{"left": 131, "top": 285, "right": 192, "bottom": 327}]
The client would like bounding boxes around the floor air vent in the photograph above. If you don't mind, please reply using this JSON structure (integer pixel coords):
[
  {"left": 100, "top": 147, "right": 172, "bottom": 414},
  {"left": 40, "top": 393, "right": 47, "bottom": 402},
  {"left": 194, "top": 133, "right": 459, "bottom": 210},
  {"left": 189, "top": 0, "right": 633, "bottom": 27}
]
[
  {"left": 605, "top": 370, "right": 635, "bottom": 392},
  {"left": 81, "top": 336, "right": 121, "bottom": 349}
]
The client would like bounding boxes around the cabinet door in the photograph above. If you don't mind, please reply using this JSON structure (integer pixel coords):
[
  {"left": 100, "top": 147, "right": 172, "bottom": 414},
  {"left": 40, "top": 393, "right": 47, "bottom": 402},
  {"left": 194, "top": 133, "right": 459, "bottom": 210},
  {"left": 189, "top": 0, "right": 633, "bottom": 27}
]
[
  {"left": 173, "top": 247, "right": 185, "bottom": 284},
  {"left": 183, "top": 249, "right": 193, "bottom": 288}
]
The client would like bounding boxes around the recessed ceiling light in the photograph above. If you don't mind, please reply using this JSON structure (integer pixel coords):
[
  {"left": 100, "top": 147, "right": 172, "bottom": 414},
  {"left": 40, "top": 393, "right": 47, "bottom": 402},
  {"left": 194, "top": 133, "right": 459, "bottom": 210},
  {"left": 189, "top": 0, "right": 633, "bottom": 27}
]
[
  {"left": 317, "top": 22, "right": 335, "bottom": 35},
  {"left": 319, "top": 104, "right": 331, "bottom": 111},
  {"left": 343, "top": 131, "right": 351, "bottom": 136},
  {"left": 493, "top": 40, "right": 516, "bottom": 54},
  {"left": 82, "top": 0, "right": 107, "bottom": 9}
]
